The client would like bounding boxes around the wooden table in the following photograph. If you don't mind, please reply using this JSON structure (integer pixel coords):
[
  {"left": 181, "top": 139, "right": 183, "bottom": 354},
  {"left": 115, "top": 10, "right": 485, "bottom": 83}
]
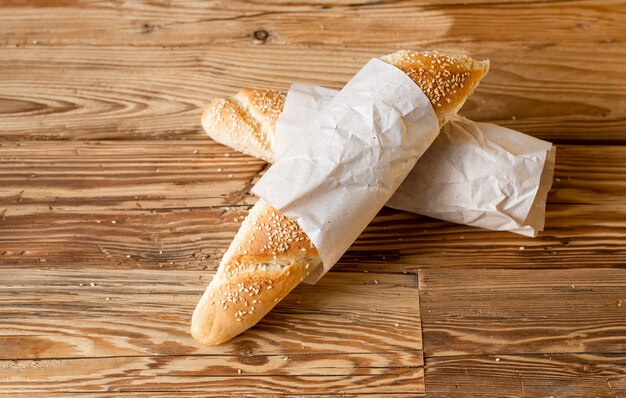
[{"left": 1, "top": 1, "right": 625, "bottom": 396}]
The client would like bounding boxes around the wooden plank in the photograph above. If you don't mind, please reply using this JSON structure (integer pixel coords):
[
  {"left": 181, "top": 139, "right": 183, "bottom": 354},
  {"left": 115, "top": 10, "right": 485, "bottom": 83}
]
[
  {"left": 0, "top": 1, "right": 624, "bottom": 142},
  {"left": 1, "top": 142, "right": 624, "bottom": 211},
  {"left": 1, "top": 1, "right": 623, "bottom": 46},
  {"left": 419, "top": 268, "right": 626, "bottom": 357},
  {"left": 0, "top": 354, "right": 423, "bottom": 394},
  {"left": 425, "top": 354, "right": 626, "bottom": 398},
  {"left": 5, "top": 203, "right": 626, "bottom": 271},
  {"left": 0, "top": 140, "right": 265, "bottom": 211},
  {"left": 0, "top": 269, "right": 420, "bottom": 359},
  {"left": 0, "top": 268, "right": 422, "bottom": 394},
  {"left": 1, "top": 44, "right": 623, "bottom": 143},
  {"left": 0, "top": 394, "right": 420, "bottom": 398},
  {"left": 1, "top": 142, "right": 626, "bottom": 271}
]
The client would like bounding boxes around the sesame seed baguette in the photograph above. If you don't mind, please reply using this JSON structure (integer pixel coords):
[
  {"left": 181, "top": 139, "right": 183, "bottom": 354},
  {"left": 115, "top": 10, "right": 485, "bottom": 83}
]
[
  {"left": 201, "top": 50, "right": 489, "bottom": 163},
  {"left": 192, "top": 50, "right": 490, "bottom": 346}
]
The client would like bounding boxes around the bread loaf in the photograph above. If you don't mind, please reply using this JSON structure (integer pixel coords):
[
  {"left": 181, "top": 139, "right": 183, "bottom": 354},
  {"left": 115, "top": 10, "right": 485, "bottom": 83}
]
[
  {"left": 202, "top": 50, "right": 488, "bottom": 163},
  {"left": 192, "top": 51, "right": 490, "bottom": 345}
]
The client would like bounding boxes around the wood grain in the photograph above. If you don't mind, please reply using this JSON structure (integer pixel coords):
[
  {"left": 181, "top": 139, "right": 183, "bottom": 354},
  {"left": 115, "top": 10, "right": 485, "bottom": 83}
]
[
  {"left": 419, "top": 268, "right": 626, "bottom": 357},
  {"left": 1, "top": 45, "right": 623, "bottom": 143},
  {"left": 425, "top": 354, "right": 626, "bottom": 397},
  {"left": 1, "top": 1, "right": 623, "bottom": 46},
  {"left": 1, "top": 142, "right": 625, "bottom": 271},
  {"left": 0, "top": 395, "right": 419, "bottom": 398},
  {"left": 2, "top": 141, "right": 625, "bottom": 211},
  {"left": 1, "top": 1, "right": 625, "bottom": 395},
  {"left": 0, "top": 268, "right": 423, "bottom": 394},
  {"left": 0, "top": 354, "right": 423, "bottom": 394},
  {"left": 0, "top": 1, "right": 624, "bottom": 142},
  {"left": 4, "top": 203, "right": 626, "bottom": 271},
  {"left": 0, "top": 269, "right": 420, "bottom": 359}
]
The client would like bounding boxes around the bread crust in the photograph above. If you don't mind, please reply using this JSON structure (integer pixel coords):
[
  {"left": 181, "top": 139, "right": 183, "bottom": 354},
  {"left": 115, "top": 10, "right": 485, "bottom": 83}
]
[
  {"left": 201, "top": 89, "right": 285, "bottom": 163},
  {"left": 191, "top": 199, "right": 320, "bottom": 345},
  {"left": 380, "top": 50, "right": 489, "bottom": 125},
  {"left": 193, "top": 50, "right": 489, "bottom": 345}
]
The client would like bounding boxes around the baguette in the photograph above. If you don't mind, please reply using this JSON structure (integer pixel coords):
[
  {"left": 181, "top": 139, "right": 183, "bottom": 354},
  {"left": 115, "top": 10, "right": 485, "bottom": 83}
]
[
  {"left": 202, "top": 50, "right": 489, "bottom": 163},
  {"left": 192, "top": 50, "right": 490, "bottom": 345}
]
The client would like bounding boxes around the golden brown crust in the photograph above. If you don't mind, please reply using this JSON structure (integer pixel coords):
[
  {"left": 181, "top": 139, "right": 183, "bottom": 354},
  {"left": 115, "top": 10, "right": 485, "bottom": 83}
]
[
  {"left": 225, "top": 200, "right": 317, "bottom": 267},
  {"left": 381, "top": 50, "right": 489, "bottom": 125},
  {"left": 194, "top": 50, "right": 489, "bottom": 346},
  {"left": 201, "top": 96, "right": 273, "bottom": 162},
  {"left": 238, "top": 88, "right": 285, "bottom": 128},
  {"left": 191, "top": 200, "right": 320, "bottom": 345},
  {"left": 191, "top": 259, "right": 312, "bottom": 345}
]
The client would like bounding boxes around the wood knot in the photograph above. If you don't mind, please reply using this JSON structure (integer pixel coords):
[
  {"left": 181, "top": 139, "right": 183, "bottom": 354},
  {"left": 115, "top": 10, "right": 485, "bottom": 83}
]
[
  {"left": 141, "top": 23, "right": 155, "bottom": 34},
  {"left": 253, "top": 30, "right": 269, "bottom": 44}
]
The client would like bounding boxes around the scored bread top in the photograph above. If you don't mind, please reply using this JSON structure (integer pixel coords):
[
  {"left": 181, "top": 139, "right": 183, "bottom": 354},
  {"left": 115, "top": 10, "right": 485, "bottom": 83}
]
[
  {"left": 191, "top": 199, "right": 320, "bottom": 345},
  {"left": 238, "top": 88, "right": 285, "bottom": 127},
  {"left": 201, "top": 89, "right": 285, "bottom": 162},
  {"left": 380, "top": 50, "right": 489, "bottom": 125},
  {"left": 221, "top": 199, "right": 318, "bottom": 276}
]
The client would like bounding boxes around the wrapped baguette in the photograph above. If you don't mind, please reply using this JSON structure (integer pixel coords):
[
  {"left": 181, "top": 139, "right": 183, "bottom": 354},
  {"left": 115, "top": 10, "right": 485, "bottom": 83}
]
[
  {"left": 192, "top": 51, "right": 489, "bottom": 345},
  {"left": 202, "top": 87, "right": 555, "bottom": 236}
]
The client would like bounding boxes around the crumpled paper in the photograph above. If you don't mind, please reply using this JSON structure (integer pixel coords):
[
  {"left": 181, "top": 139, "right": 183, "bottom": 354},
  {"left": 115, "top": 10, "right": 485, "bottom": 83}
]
[
  {"left": 265, "top": 84, "right": 555, "bottom": 238},
  {"left": 253, "top": 59, "right": 439, "bottom": 281},
  {"left": 387, "top": 117, "right": 555, "bottom": 236}
]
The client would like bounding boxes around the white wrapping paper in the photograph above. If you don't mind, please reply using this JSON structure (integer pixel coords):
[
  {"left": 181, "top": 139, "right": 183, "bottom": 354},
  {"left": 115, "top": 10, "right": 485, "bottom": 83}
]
[
  {"left": 252, "top": 59, "right": 440, "bottom": 281},
  {"left": 266, "top": 84, "right": 555, "bottom": 238},
  {"left": 387, "top": 117, "right": 555, "bottom": 236}
]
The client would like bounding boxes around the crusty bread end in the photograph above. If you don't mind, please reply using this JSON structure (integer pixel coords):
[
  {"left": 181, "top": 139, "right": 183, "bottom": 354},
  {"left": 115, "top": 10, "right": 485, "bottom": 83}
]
[
  {"left": 191, "top": 199, "right": 320, "bottom": 345},
  {"left": 201, "top": 89, "right": 285, "bottom": 163}
]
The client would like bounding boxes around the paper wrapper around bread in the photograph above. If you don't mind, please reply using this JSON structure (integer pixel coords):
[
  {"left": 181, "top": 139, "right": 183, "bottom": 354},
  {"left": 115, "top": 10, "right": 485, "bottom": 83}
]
[
  {"left": 388, "top": 117, "right": 555, "bottom": 236},
  {"left": 252, "top": 59, "right": 440, "bottom": 283},
  {"left": 261, "top": 84, "right": 556, "bottom": 239}
]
